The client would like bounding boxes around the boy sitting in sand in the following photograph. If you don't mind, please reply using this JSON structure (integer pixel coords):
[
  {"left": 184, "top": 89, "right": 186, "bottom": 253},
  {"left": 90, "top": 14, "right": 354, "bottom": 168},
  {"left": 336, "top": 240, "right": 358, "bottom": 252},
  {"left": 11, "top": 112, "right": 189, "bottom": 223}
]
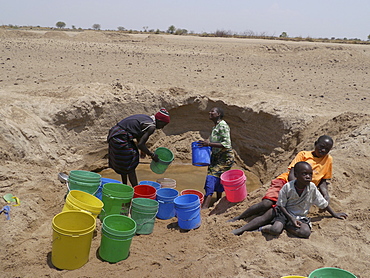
[
  {"left": 232, "top": 162, "right": 347, "bottom": 237},
  {"left": 229, "top": 135, "right": 334, "bottom": 223}
]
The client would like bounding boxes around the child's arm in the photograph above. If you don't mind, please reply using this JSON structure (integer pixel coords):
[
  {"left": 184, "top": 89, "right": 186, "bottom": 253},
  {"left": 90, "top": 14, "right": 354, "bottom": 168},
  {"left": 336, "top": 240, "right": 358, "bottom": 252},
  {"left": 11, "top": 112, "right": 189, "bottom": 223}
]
[
  {"left": 278, "top": 205, "right": 301, "bottom": 227},
  {"left": 324, "top": 205, "right": 348, "bottom": 220},
  {"left": 318, "top": 179, "right": 330, "bottom": 202}
]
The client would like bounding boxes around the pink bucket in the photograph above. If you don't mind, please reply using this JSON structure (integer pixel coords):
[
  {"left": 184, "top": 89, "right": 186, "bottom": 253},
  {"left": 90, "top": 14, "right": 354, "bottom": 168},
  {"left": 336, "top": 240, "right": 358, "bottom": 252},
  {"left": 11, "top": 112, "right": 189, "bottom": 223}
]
[{"left": 221, "top": 170, "right": 248, "bottom": 202}]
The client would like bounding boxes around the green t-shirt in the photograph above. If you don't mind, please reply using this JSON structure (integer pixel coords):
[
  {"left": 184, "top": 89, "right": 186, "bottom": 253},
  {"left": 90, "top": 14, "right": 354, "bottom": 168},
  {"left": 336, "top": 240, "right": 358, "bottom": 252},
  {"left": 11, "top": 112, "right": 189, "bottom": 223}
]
[{"left": 210, "top": 120, "right": 232, "bottom": 154}]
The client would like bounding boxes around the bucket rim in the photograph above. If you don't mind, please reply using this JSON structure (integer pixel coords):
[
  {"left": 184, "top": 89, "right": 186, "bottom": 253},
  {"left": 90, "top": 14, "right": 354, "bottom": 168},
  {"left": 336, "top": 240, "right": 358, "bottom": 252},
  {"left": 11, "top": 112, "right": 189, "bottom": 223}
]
[
  {"left": 174, "top": 194, "right": 200, "bottom": 207},
  {"left": 52, "top": 211, "right": 96, "bottom": 235},
  {"left": 102, "top": 214, "right": 137, "bottom": 236},
  {"left": 308, "top": 267, "right": 357, "bottom": 278},
  {"left": 67, "top": 190, "right": 104, "bottom": 208}
]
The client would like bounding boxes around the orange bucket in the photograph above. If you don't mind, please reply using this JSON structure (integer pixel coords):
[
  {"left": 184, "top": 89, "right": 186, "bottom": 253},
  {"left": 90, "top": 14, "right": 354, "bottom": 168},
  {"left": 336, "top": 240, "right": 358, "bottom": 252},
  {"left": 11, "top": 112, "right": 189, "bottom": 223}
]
[{"left": 180, "top": 189, "right": 204, "bottom": 205}]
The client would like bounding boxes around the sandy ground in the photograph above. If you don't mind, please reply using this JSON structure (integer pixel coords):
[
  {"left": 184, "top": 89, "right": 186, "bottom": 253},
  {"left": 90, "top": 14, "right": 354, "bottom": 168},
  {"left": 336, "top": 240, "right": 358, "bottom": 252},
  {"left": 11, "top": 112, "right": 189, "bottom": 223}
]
[{"left": 0, "top": 29, "right": 369, "bottom": 278}]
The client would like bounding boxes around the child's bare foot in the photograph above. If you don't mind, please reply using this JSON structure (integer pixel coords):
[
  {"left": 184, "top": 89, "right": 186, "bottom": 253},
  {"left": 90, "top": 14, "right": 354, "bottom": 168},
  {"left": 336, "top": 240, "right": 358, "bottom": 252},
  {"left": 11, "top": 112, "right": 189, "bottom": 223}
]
[
  {"left": 231, "top": 228, "right": 245, "bottom": 236},
  {"left": 227, "top": 217, "right": 239, "bottom": 223},
  {"left": 259, "top": 224, "right": 272, "bottom": 233}
]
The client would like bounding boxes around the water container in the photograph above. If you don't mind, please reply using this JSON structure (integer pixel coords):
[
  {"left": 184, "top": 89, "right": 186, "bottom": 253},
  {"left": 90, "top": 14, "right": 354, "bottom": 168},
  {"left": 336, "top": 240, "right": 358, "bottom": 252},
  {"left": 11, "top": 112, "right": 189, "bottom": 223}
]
[
  {"left": 156, "top": 188, "right": 179, "bottom": 219},
  {"left": 150, "top": 147, "right": 174, "bottom": 174},
  {"left": 174, "top": 194, "right": 201, "bottom": 230},
  {"left": 191, "top": 141, "right": 211, "bottom": 166}
]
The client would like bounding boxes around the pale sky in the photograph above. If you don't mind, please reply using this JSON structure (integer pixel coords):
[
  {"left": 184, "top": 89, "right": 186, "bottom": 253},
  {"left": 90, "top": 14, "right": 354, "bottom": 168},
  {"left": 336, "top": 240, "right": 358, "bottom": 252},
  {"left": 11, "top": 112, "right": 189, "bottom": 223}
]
[{"left": 1, "top": 0, "right": 369, "bottom": 40}]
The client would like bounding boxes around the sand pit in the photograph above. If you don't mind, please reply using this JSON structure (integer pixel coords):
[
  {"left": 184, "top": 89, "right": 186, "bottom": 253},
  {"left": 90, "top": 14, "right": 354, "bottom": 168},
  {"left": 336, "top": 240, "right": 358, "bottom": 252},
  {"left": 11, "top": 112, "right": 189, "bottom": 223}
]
[{"left": 0, "top": 29, "right": 369, "bottom": 277}]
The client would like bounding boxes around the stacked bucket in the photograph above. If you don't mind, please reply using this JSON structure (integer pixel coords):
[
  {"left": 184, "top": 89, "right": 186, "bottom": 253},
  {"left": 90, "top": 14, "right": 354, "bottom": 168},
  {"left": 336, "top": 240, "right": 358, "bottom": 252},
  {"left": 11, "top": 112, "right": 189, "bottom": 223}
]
[{"left": 220, "top": 169, "right": 248, "bottom": 203}]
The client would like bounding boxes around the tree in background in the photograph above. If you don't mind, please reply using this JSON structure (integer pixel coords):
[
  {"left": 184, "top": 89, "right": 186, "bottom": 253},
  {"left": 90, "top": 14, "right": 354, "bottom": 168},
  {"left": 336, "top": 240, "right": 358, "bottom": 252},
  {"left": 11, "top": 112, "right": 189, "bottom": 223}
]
[
  {"left": 280, "top": 32, "right": 288, "bottom": 38},
  {"left": 92, "top": 24, "right": 101, "bottom": 30},
  {"left": 117, "top": 26, "right": 126, "bottom": 31},
  {"left": 56, "top": 21, "right": 66, "bottom": 29},
  {"left": 368, "top": 34, "right": 370, "bottom": 41},
  {"left": 167, "top": 25, "right": 176, "bottom": 34}
]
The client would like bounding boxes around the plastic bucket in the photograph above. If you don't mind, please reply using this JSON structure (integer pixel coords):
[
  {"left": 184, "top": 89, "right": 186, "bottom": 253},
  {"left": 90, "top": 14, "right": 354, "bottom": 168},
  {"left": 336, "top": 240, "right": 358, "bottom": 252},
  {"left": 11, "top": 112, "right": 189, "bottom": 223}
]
[
  {"left": 308, "top": 267, "right": 357, "bottom": 278},
  {"left": 139, "top": 180, "right": 161, "bottom": 190},
  {"left": 220, "top": 169, "right": 246, "bottom": 185},
  {"left": 52, "top": 211, "right": 96, "bottom": 270},
  {"left": 281, "top": 276, "right": 307, "bottom": 278},
  {"left": 191, "top": 141, "right": 211, "bottom": 166},
  {"left": 180, "top": 189, "right": 204, "bottom": 205},
  {"left": 221, "top": 170, "right": 248, "bottom": 203},
  {"left": 130, "top": 198, "right": 159, "bottom": 234},
  {"left": 99, "top": 215, "right": 136, "bottom": 263},
  {"left": 133, "top": 184, "right": 156, "bottom": 199},
  {"left": 174, "top": 194, "right": 201, "bottom": 230},
  {"left": 69, "top": 170, "right": 101, "bottom": 183},
  {"left": 100, "top": 183, "right": 134, "bottom": 220},
  {"left": 156, "top": 178, "right": 176, "bottom": 189},
  {"left": 62, "top": 190, "right": 104, "bottom": 218},
  {"left": 95, "top": 178, "right": 122, "bottom": 200},
  {"left": 150, "top": 147, "right": 174, "bottom": 174},
  {"left": 156, "top": 188, "right": 179, "bottom": 220}
]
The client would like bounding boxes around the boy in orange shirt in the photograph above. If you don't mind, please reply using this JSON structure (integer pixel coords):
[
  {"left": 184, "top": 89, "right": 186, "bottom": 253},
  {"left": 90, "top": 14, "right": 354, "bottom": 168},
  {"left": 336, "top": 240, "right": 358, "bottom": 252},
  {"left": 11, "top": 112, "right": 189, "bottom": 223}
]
[{"left": 229, "top": 135, "right": 334, "bottom": 231}]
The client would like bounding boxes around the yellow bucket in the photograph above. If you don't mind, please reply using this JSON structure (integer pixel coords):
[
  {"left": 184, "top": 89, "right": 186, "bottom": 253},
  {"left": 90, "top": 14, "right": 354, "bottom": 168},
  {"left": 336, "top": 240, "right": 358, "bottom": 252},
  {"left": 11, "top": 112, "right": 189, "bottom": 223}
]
[
  {"left": 51, "top": 211, "right": 96, "bottom": 270},
  {"left": 62, "top": 190, "right": 104, "bottom": 218}
]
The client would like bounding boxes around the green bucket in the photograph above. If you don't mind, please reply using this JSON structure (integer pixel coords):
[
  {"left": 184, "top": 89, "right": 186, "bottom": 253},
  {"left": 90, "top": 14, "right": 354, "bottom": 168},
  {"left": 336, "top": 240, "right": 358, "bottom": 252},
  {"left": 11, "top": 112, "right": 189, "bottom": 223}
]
[
  {"left": 308, "top": 267, "right": 357, "bottom": 278},
  {"left": 150, "top": 147, "right": 174, "bottom": 174},
  {"left": 68, "top": 179, "right": 100, "bottom": 195},
  {"left": 69, "top": 170, "right": 101, "bottom": 183},
  {"left": 100, "top": 183, "right": 134, "bottom": 220},
  {"left": 99, "top": 215, "right": 136, "bottom": 263},
  {"left": 130, "top": 198, "right": 158, "bottom": 234}
]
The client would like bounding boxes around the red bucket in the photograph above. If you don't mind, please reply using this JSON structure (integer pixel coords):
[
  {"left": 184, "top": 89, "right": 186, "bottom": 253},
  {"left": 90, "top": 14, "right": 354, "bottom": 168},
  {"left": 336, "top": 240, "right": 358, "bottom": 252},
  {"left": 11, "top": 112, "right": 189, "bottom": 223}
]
[
  {"left": 133, "top": 185, "right": 156, "bottom": 200},
  {"left": 221, "top": 170, "right": 247, "bottom": 202},
  {"left": 180, "top": 189, "right": 204, "bottom": 205}
]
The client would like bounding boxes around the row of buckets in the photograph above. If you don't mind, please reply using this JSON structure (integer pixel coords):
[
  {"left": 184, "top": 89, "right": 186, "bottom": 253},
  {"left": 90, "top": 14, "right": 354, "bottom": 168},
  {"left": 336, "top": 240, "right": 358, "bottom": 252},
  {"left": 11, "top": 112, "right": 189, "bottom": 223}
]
[{"left": 51, "top": 170, "right": 206, "bottom": 270}]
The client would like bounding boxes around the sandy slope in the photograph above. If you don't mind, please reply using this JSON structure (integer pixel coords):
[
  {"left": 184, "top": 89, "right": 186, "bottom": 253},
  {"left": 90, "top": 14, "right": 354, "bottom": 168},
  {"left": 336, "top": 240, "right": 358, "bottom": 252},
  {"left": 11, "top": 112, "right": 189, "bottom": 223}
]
[{"left": 0, "top": 29, "right": 369, "bottom": 277}]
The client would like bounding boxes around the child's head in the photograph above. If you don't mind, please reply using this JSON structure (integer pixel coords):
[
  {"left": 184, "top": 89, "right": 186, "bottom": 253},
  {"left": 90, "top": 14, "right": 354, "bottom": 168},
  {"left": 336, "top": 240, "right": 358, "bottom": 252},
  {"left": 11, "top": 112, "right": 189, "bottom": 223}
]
[
  {"left": 313, "top": 135, "right": 333, "bottom": 158},
  {"left": 294, "top": 161, "right": 313, "bottom": 186}
]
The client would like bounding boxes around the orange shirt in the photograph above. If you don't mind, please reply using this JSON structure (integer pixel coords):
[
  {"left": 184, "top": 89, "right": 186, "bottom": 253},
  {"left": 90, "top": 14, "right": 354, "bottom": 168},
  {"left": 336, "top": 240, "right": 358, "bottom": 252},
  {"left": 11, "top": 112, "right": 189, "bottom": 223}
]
[{"left": 276, "top": 151, "right": 332, "bottom": 186}]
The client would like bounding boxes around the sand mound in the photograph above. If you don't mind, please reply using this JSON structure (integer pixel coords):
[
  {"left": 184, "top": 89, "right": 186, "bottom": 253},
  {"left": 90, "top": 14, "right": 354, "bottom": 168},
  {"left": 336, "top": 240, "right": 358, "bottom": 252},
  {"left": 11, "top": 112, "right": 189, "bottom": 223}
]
[
  {"left": 73, "top": 31, "right": 111, "bottom": 42},
  {"left": 144, "top": 34, "right": 167, "bottom": 43},
  {"left": 43, "top": 31, "right": 70, "bottom": 40}
]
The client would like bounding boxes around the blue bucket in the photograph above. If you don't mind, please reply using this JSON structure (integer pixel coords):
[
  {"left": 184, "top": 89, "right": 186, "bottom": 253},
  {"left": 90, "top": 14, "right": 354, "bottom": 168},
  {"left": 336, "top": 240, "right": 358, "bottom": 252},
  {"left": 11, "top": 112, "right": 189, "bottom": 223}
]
[
  {"left": 95, "top": 178, "right": 122, "bottom": 200},
  {"left": 139, "top": 180, "right": 161, "bottom": 190},
  {"left": 174, "top": 194, "right": 201, "bottom": 230},
  {"left": 156, "top": 188, "right": 179, "bottom": 220},
  {"left": 191, "top": 141, "right": 211, "bottom": 166}
]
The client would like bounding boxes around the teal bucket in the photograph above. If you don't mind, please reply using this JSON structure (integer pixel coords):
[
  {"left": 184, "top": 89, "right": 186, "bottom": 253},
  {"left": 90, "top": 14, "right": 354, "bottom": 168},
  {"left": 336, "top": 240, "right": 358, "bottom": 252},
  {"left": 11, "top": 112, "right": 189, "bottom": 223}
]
[
  {"left": 150, "top": 147, "right": 174, "bottom": 174},
  {"left": 174, "top": 194, "right": 201, "bottom": 230},
  {"left": 100, "top": 183, "right": 134, "bottom": 220},
  {"left": 68, "top": 170, "right": 101, "bottom": 195},
  {"left": 99, "top": 215, "right": 136, "bottom": 263},
  {"left": 130, "top": 198, "right": 158, "bottom": 234},
  {"left": 309, "top": 267, "right": 357, "bottom": 278}
]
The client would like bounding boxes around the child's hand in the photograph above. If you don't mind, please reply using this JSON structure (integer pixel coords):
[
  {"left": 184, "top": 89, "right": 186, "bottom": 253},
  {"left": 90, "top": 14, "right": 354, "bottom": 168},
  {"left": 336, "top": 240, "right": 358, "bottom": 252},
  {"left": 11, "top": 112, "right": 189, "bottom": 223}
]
[{"left": 333, "top": 212, "right": 348, "bottom": 220}]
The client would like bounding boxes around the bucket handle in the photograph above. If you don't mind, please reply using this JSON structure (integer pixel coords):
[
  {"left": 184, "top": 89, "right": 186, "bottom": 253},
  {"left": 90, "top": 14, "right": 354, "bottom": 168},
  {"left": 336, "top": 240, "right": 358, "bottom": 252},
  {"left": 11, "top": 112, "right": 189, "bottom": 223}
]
[
  {"left": 177, "top": 212, "right": 201, "bottom": 222},
  {"left": 157, "top": 199, "right": 176, "bottom": 204},
  {"left": 101, "top": 233, "right": 135, "bottom": 241},
  {"left": 102, "top": 193, "right": 133, "bottom": 199}
]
